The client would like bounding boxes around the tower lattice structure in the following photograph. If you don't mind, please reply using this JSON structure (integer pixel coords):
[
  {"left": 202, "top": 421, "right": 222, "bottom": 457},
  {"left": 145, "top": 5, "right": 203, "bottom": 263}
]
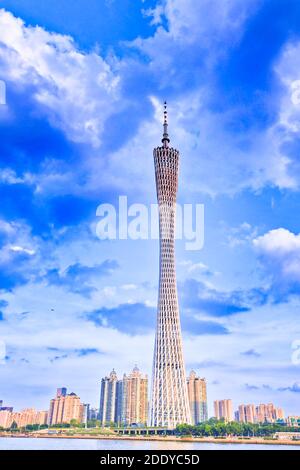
[{"left": 150, "top": 103, "right": 191, "bottom": 428}]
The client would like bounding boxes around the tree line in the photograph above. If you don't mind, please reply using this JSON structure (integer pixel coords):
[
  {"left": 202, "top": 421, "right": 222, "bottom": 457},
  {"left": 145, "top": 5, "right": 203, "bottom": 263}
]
[{"left": 176, "top": 418, "right": 299, "bottom": 437}]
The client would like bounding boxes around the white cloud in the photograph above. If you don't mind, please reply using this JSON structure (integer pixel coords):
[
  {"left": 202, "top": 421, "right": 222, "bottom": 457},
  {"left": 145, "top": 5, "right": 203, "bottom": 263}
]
[
  {"left": 0, "top": 9, "right": 120, "bottom": 147},
  {"left": 140, "top": 0, "right": 259, "bottom": 56},
  {"left": 152, "top": 92, "right": 295, "bottom": 195},
  {"left": 121, "top": 284, "right": 138, "bottom": 290},
  {"left": 0, "top": 220, "right": 15, "bottom": 235},
  {"left": 179, "top": 260, "right": 210, "bottom": 273},
  {"left": 254, "top": 228, "right": 300, "bottom": 255},
  {"left": 275, "top": 42, "right": 300, "bottom": 134},
  {"left": 0, "top": 6, "right": 297, "bottom": 197},
  {"left": 225, "top": 222, "right": 259, "bottom": 248},
  {"left": 142, "top": 5, "right": 165, "bottom": 26},
  {"left": 84, "top": 33, "right": 300, "bottom": 195},
  {"left": 253, "top": 228, "right": 300, "bottom": 290},
  {"left": 269, "top": 40, "right": 300, "bottom": 188},
  {"left": 0, "top": 220, "right": 39, "bottom": 264},
  {"left": 124, "top": 3, "right": 300, "bottom": 195},
  {"left": 0, "top": 168, "right": 33, "bottom": 185},
  {"left": 9, "top": 246, "right": 35, "bottom": 256}
]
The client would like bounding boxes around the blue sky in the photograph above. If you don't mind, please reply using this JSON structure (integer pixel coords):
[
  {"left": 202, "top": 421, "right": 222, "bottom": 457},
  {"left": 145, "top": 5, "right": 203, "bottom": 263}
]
[{"left": 0, "top": 0, "right": 300, "bottom": 417}]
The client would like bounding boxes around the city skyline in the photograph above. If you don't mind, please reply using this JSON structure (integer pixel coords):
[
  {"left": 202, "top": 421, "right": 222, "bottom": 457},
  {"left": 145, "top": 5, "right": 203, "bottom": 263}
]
[
  {"left": 1, "top": 1, "right": 300, "bottom": 418},
  {"left": 1, "top": 374, "right": 297, "bottom": 428}
]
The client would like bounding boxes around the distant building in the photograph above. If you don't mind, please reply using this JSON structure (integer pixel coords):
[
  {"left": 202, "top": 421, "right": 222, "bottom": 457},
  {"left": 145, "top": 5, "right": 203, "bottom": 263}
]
[
  {"left": 0, "top": 410, "right": 13, "bottom": 428},
  {"left": 99, "top": 369, "right": 118, "bottom": 426},
  {"left": 36, "top": 410, "right": 48, "bottom": 425},
  {"left": 115, "top": 379, "right": 124, "bottom": 426},
  {"left": 56, "top": 388, "right": 67, "bottom": 398},
  {"left": 187, "top": 371, "right": 208, "bottom": 424},
  {"left": 214, "top": 399, "right": 233, "bottom": 422},
  {"left": 255, "top": 403, "right": 284, "bottom": 423},
  {"left": 236, "top": 403, "right": 285, "bottom": 423},
  {"left": 17, "top": 409, "right": 38, "bottom": 428},
  {"left": 0, "top": 406, "right": 13, "bottom": 412},
  {"left": 16, "top": 408, "right": 48, "bottom": 427},
  {"left": 256, "top": 403, "right": 273, "bottom": 423},
  {"left": 274, "top": 407, "right": 285, "bottom": 421},
  {"left": 88, "top": 407, "right": 99, "bottom": 421},
  {"left": 121, "top": 366, "right": 148, "bottom": 427},
  {"left": 99, "top": 366, "right": 148, "bottom": 427},
  {"left": 238, "top": 404, "right": 256, "bottom": 423},
  {"left": 0, "top": 408, "right": 48, "bottom": 429},
  {"left": 287, "top": 416, "right": 300, "bottom": 427},
  {"left": 48, "top": 388, "right": 84, "bottom": 425},
  {"left": 81, "top": 404, "right": 90, "bottom": 426},
  {"left": 0, "top": 403, "right": 15, "bottom": 429}
]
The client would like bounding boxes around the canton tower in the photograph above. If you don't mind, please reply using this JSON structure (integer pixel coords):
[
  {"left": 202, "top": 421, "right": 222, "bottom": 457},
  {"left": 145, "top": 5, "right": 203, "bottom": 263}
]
[{"left": 150, "top": 103, "right": 191, "bottom": 428}]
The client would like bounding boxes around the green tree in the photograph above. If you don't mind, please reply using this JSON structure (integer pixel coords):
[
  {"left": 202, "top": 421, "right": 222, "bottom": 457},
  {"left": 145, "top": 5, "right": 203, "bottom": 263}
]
[{"left": 175, "top": 420, "right": 297, "bottom": 438}]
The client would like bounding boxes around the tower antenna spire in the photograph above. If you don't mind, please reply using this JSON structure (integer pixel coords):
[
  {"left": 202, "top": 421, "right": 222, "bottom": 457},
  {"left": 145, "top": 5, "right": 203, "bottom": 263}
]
[{"left": 162, "top": 101, "right": 170, "bottom": 148}]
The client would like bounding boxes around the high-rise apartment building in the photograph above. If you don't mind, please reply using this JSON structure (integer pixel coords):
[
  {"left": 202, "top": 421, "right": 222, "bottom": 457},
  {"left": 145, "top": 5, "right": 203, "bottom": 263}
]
[
  {"left": 214, "top": 399, "right": 233, "bottom": 422},
  {"left": 287, "top": 416, "right": 300, "bottom": 427},
  {"left": 238, "top": 404, "right": 256, "bottom": 423},
  {"left": 121, "top": 366, "right": 148, "bottom": 426},
  {"left": 150, "top": 103, "right": 191, "bottom": 428},
  {"left": 274, "top": 407, "right": 285, "bottom": 421},
  {"left": 99, "top": 369, "right": 118, "bottom": 426},
  {"left": 0, "top": 408, "right": 48, "bottom": 428},
  {"left": 115, "top": 378, "right": 124, "bottom": 426},
  {"left": 187, "top": 371, "right": 208, "bottom": 424},
  {"left": 256, "top": 403, "right": 272, "bottom": 423},
  {"left": 0, "top": 410, "right": 13, "bottom": 428},
  {"left": 48, "top": 388, "right": 84, "bottom": 425},
  {"left": 236, "top": 403, "right": 285, "bottom": 423},
  {"left": 99, "top": 367, "right": 148, "bottom": 427},
  {"left": 255, "top": 403, "right": 284, "bottom": 423},
  {"left": 36, "top": 410, "right": 48, "bottom": 425}
]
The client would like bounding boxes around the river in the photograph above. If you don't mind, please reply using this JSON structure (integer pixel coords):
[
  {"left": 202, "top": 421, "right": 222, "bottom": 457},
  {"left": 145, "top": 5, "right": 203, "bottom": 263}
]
[{"left": 0, "top": 437, "right": 299, "bottom": 450}]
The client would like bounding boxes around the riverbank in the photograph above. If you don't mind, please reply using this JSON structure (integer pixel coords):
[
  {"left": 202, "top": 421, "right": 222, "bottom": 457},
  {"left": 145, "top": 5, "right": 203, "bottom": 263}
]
[{"left": 1, "top": 432, "right": 300, "bottom": 446}]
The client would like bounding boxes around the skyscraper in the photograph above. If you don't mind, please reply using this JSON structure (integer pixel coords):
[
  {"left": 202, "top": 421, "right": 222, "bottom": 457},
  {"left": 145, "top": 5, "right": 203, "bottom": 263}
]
[
  {"left": 255, "top": 403, "right": 284, "bottom": 423},
  {"left": 115, "top": 378, "right": 124, "bottom": 426},
  {"left": 214, "top": 399, "right": 233, "bottom": 422},
  {"left": 187, "top": 371, "right": 208, "bottom": 424},
  {"left": 238, "top": 404, "right": 256, "bottom": 423},
  {"left": 121, "top": 366, "right": 148, "bottom": 426},
  {"left": 48, "top": 388, "right": 84, "bottom": 425},
  {"left": 99, "top": 367, "right": 148, "bottom": 427},
  {"left": 274, "top": 407, "right": 285, "bottom": 421},
  {"left": 236, "top": 403, "right": 285, "bottom": 424},
  {"left": 99, "top": 369, "right": 118, "bottom": 426},
  {"left": 150, "top": 103, "right": 191, "bottom": 428},
  {"left": 56, "top": 387, "right": 67, "bottom": 398}
]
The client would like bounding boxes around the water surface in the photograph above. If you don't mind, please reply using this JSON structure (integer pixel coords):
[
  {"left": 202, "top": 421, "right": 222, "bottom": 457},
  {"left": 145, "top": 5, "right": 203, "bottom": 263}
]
[{"left": 0, "top": 437, "right": 299, "bottom": 450}]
